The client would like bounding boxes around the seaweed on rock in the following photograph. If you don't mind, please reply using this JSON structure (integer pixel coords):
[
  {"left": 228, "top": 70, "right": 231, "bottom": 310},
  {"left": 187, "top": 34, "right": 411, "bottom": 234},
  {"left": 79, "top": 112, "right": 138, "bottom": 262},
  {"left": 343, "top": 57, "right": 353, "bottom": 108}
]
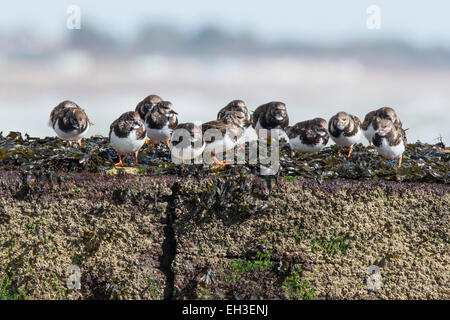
[{"left": 0, "top": 132, "right": 448, "bottom": 183}]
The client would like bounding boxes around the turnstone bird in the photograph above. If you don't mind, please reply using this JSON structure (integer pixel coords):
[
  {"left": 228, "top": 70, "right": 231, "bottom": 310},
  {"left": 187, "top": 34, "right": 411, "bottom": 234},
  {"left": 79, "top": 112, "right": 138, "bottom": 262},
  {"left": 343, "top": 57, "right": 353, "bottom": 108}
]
[
  {"left": 109, "top": 111, "right": 146, "bottom": 166},
  {"left": 135, "top": 94, "right": 163, "bottom": 120},
  {"left": 286, "top": 118, "right": 329, "bottom": 157},
  {"left": 328, "top": 111, "right": 362, "bottom": 157},
  {"left": 144, "top": 101, "right": 178, "bottom": 148},
  {"left": 252, "top": 101, "right": 289, "bottom": 137},
  {"left": 217, "top": 99, "right": 255, "bottom": 146},
  {"left": 372, "top": 117, "right": 407, "bottom": 167},
  {"left": 217, "top": 100, "right": 251, "bottom": 128},
  {"left": 202, "top": 111, "right": 245, "bottom": 166},
  {"left": 362, "top": 107, "right": 402, "bottom": 145},
  {"left": 48, "top": 100, "right": 92, "bottom": 147},
  {"left": 170, "top": 123, "right": 205, "bottom": 164}
]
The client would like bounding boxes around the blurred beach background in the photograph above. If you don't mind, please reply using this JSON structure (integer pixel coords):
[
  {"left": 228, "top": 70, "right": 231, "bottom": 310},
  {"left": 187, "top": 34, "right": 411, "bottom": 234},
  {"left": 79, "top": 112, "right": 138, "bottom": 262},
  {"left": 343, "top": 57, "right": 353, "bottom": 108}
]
[{"left": 1, "top": 0, "right": 449, "bottom": 144}]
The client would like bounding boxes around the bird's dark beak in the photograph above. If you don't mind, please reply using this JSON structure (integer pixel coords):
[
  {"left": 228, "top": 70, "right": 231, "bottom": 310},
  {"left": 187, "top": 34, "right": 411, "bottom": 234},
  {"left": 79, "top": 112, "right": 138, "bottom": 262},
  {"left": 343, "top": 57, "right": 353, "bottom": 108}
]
[{"left": 171, "top": 111, "right": 178, "bottom": 115}]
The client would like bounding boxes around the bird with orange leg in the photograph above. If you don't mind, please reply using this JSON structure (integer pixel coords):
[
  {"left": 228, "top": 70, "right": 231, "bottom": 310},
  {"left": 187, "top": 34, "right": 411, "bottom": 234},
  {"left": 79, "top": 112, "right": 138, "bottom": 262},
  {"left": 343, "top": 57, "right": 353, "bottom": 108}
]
[
  {"left": 48, "top": 100, "right": 92, "bottom": 148},
  {"left": 372, "top": 117, "right": 406, "bottom": 168},
  {"left": 328, "top": 111, "right": 362, "bottom": 158},
  {"left": 109, "top": 111, "right": 146, "bottom": 166}
]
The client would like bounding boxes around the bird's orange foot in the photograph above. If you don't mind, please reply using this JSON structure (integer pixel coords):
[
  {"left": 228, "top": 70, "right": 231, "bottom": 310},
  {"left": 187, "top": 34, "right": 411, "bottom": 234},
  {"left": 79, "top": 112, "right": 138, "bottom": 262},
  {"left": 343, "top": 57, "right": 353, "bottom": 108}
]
[
  {"left": 115, "top": 155, "right": 125, "bottom": 166},
  {"left": 78, "top": 140, "right": 82, "bottom": 148},
  {"left": 397, "top": 156, "right": 402, "bottom": 168},
  {"left": 347, "top": 147, "right": 353, "bottom": 158},
  {"left": 212, "top": 155, "right": 229, "bottom": 166},
  {"left": 132, "top": 152, "right": 142, "bottom": 166},
  {"left": 166, "top": 140, "right": 170, "bottom": 149}
]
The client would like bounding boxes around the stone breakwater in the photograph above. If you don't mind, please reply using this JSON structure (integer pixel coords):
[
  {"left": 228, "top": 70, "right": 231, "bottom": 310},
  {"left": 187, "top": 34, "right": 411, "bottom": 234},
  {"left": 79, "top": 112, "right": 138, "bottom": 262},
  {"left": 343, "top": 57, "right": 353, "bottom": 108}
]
[{"left": 0, "top": 170, "right": 448, "bottom": 300}]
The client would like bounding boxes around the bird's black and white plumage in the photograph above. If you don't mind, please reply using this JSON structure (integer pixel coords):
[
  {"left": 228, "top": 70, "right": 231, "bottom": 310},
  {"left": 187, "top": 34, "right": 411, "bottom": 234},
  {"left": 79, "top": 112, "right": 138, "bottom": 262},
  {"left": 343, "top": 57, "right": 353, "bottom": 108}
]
[
  {"left": 217, "top": 100, "right": 251, "bottom": 128},
  {"left": 252, "top": 101, "right": 289, "bottom": 137},
  {"left": 135, "top": 94, "right": 163, "bottom": 121},
  {"left": 218, "top": 99, "right": 257, "bottom": 143},
  {"left": 372, "top": 117, "right": 407, "bottom": 167},
  {"left": 362, "top": 107, "right": 402, "bottom": 145},
  {"left": 286, "top": 118, "right": 329, "bottom": 155},
  {"left": 109, "top": 111, "right": 146, "bottom": 166},
  {"left": 144, "top": 101, "right": 178, "bottom": 147},
  {"left": 328, "top": 111, "right": 362, "bottom": 157},
  {"left": 170, "top": 123, "right": 205, "bottom": 163},
  {"left": 202, "top": 111, "right": 245, "bottom": 165},
  {"left": 48, "top": 100, "right": 92, "bottom": 147}
]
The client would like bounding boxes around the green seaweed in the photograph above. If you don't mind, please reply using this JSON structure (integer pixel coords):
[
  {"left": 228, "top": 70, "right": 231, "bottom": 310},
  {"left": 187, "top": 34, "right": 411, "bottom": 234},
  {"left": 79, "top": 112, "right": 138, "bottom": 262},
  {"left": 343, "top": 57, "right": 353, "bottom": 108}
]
[
  {"left": 281, "top": 273, "right": 316, "bottom": 300},
  {"left": 310, "top": 231, "right": 353, "bottom": 255},
  {"left": 0, "top": 270, "right": 28, "bottom": 300},
  {"left": 225, "top": 249, "right": 273, "bottom": 282}
]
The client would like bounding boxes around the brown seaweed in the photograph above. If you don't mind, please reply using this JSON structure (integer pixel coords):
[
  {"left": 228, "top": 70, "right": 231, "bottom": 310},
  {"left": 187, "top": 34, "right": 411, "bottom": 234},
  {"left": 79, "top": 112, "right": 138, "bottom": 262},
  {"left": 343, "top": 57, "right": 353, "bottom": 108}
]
[{"left": 0, "top": 132, "right": 448, "bottom": 183}]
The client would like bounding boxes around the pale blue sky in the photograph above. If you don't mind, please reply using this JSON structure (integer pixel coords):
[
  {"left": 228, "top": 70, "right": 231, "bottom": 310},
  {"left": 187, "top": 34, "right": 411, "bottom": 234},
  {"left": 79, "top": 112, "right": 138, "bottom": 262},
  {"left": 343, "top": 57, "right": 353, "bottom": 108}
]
[{"left": 1, "top": 0, "right": 450, "bottom": 47}]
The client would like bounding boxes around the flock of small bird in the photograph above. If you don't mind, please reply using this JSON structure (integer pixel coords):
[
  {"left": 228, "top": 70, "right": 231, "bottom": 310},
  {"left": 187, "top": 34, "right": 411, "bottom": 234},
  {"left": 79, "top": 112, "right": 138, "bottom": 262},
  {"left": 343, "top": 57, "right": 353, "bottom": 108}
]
[{"left": 48, "top": 95, "right": 407, "bottom": 168}]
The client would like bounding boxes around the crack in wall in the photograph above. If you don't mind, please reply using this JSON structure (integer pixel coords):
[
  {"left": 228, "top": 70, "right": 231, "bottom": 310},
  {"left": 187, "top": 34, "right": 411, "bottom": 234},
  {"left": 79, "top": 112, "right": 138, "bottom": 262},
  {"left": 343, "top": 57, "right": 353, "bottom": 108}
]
[{"left": 158, "top": 182, "right": 180, "bottom": 300}]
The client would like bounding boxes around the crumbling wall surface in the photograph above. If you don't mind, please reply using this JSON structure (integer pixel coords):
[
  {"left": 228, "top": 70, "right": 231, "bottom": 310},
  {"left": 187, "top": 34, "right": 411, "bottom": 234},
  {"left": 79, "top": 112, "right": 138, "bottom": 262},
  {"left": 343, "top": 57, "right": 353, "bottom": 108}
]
[{"left": 0, "top": 170, "right": 448, "bottom": 300}]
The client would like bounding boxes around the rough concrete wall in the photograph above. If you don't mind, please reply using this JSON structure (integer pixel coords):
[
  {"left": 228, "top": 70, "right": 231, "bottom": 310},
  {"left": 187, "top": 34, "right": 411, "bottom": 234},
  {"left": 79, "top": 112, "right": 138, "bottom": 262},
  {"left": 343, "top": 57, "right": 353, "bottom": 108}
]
[{"left": 0, "top": 171, "right": 448, "bottom": 300}]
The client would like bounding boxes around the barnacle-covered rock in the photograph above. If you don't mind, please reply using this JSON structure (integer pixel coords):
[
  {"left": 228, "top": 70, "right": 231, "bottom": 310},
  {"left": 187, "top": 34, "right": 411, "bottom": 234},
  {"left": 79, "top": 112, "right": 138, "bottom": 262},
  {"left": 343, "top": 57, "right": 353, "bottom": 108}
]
[{"left": 0, "top": 132, "right": 448, "bottom": 300}]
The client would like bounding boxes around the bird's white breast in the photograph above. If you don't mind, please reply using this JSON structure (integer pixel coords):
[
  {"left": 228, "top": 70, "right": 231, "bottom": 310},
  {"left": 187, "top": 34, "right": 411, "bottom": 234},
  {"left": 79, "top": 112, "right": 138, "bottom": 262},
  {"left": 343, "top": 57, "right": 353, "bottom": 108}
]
[
  {"left": 242, "top": 127, "right": 258, "bottom": 143},
  {"left": 53, "top": 122, "right": 89, "bottom": 141},
  {"left": 375, "top": 137, "right": 405, "bottom": 159},
  {"left": 331, "top": 128, "right": 362, "bottom": 147},
  {"left": 171, "top": 142, "right": 206, "bottom": 161},
  {"left": 205, "top": 134, "right": 237, "bottom": 155},
  {"left": 362, "top": 123, "right": 376, "bottom": 144},
  {"left": 146, "top": 124, "right": 171, "bottom": 144},
  {"left": 110, "top": 130, "right": 145, "bottom": 155},
  {"left": 289, "top": 136, "right": 326, "bottom": 153}
]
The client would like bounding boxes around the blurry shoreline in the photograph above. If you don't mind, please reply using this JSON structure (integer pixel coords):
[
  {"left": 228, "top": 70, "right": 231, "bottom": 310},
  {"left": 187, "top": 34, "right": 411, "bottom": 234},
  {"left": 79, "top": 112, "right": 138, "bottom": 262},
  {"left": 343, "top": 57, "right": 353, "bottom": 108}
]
[
  {"left": 1, "top": 54, "right": 449, "bottom": 144},
  {"left": 1, "top": 25, "right": 449, "bottom": 144}
]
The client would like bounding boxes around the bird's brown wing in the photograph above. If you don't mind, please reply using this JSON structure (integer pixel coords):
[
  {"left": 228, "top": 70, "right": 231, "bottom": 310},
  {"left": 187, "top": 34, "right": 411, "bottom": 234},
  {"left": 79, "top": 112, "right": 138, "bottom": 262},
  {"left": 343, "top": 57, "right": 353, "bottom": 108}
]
[
  {"left": 50, "top": 101, "right": 73, "bottom": 126},
  {"left": 361, "top": 110, "right": 376, "bottom": 130},
  {"left": 169, "top": 115, "right": 179, "bottom": 129},
  {"left": 202, "top": 120, "right": 228, "bottom": 137},
  {"left": 352, "top": 115, "right": 361, "bottom": 129},
  {"left": 217, "top": 106, "right": 228, "bottom": 120},
  {"left": 251, "top": 104, "right": 268, "bottom": 128}
]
